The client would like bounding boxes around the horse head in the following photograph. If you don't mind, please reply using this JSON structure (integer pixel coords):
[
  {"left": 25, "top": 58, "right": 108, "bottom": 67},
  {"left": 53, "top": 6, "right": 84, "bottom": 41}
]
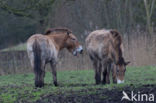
[{"left": 65, "top": 32, "right": 83, "bottom": 56}]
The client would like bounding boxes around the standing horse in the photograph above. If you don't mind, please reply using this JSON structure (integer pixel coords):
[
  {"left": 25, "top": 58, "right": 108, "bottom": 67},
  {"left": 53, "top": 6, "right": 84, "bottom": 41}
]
[
  {"left": 85, "top": 29, "right": 130, "bottom": 84},
  {"left": 27, "top": 28, "right": 83, "bottom": 87}
]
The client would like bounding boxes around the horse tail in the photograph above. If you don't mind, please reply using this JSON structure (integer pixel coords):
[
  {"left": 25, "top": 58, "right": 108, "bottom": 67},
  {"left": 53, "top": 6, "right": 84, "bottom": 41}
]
[{"left": 33, "top": 40, "right": 42, "bottom": 87}]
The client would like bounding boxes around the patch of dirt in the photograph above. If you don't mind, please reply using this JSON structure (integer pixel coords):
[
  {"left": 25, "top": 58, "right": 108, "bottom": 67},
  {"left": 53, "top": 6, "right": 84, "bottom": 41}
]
[{"left": 36, "top": 84, "right": 156, "bottom": 103}]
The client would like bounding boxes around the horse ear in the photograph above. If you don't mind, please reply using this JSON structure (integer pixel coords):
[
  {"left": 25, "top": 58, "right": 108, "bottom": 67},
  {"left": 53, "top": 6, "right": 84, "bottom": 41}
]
[
  {"left": 110, "top": 29, "right": 119, "bottom": 37},
  {"left": 45, "top": 29, "right": 51, "bottom": 35},
  {"left": 125, "top": 61, "right": 130, "bottom": 65},
  {"left": 67, "top": 31, "right": 70, "bottom": 35}
]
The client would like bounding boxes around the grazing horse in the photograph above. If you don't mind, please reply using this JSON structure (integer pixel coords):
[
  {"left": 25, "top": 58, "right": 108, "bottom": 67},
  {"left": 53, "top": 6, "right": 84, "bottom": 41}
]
[
  {"left": 85, "top": 29, "right": 130, "bottom": 84},
  {"left": 27, "top": 28, "right": 83, "bottom": 87}
]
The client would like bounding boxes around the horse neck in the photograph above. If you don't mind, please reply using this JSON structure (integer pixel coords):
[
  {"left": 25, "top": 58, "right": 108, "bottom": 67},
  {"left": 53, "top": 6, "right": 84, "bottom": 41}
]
[{"left": 48, "top": 33, "right": 68, "bottom": 51}]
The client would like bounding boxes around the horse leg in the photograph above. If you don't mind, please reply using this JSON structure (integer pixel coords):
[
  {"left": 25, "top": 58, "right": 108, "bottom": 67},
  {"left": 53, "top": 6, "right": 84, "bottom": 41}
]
[
  {"left": 98, "top": 62, "right": 102, "bottom": 84},
  {"left": 102, "top": 65, "right": 107, "bottom": 84},
  {"left": 89, "top": 54, "right": 101, "bottom": 84},
  {"left": 41, "top": 61, "right": 46, "bottom": 85},
  {"left": 94, "top": 60, "right": 101, "bottom": 85},
  {"left": 112, "top": 64, "right": 117, "bottom": 84},
  {"left": 106, "top": 64, "right": 111, "bottom": 84},
  {"left": 50, "top": 61, "right": 58, "bottom": 86}
]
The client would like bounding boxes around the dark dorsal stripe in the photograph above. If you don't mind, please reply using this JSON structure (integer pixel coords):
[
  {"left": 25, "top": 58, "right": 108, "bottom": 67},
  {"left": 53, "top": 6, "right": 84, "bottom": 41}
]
[{"left": 44, "top": 28, "right": 72, "bottom": 35}]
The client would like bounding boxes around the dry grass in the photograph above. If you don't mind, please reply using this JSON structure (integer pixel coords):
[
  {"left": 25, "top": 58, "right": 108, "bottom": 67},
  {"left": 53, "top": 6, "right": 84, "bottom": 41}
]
[{"left": 124, "top": 30, "right": 156, "bottom": 66}]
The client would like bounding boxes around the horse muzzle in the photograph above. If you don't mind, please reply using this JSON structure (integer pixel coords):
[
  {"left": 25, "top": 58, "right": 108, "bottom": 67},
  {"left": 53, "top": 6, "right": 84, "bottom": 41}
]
[
  {"left": 76, "top": 45, "right": 83, "bottom": 54},
  {"left": 72, "top": 45, "right": 83, "bottom": 56},
  {"left": 117, "top": 79, "right": 124, "bottom": 84}
]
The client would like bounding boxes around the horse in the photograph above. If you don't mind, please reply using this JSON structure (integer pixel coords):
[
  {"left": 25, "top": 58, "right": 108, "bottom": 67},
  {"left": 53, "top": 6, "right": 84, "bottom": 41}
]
[
  {"left": 27, "top": 28, "right": 83, "bottom": 87},
  {"left": 85, "top": 29, "right": 130, "bottom": 84}
]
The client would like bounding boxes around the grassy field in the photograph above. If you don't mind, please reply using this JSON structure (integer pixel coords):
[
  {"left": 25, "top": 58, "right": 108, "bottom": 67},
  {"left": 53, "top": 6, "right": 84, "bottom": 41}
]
[
  {"left": 0, "top": 66, "right": 156, "bottom": 103},
  {"left": 1, "top": 43, "right": 26, "bottom": 52}
]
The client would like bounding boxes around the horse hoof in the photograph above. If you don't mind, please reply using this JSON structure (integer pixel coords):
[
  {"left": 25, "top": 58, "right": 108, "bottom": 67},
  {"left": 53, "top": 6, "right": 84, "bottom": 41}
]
[
  {"left": 35, "top": 84, "right": 44, "bottom": 88},
  {"left": 102, "top": 82, "right": 106, "bottom": 85},
  {"left": 54, "top": 81, "right": 58, "bottom": 86},
  {"left": 35, "top": 82, "right": 44, "bottom": 88},
  {"left": 95, "top": 82, "right": 101, "bottom": 85}
]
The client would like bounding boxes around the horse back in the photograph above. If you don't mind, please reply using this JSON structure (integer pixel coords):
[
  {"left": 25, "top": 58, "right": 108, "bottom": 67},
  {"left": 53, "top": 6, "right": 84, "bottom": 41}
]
[
  {"left": 86, "top": 29, "right": 123, "bottom": 61},
  {"left": 27, "top": 34, "right": 58, "bottom": 62}
]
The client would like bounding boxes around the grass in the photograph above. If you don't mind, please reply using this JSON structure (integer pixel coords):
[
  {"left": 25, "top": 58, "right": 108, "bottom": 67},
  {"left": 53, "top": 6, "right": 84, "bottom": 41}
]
[
  {"left": 0, "top": 66, "right": 156, "bottom": 103},
  {"left": 1, "top": 43, "right": 26, "bottom": 52}
]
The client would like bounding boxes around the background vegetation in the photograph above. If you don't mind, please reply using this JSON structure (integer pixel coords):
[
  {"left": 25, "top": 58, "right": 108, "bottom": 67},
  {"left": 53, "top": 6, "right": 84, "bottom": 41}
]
[
  {"left": 0, "top": 0, "right": 155, "bottom": 48},
  {"left": 0, "top": 0, "right": 155, "bottom": 72}
]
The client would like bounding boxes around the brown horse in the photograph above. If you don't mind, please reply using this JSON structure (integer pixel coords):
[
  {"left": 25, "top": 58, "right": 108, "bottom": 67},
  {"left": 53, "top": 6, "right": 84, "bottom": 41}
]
[
  {"left": 27, "top": 28, "right": 83, "bottom": 87},
  {"left": 85, "top": 29, "right": 130, "bottom": 84}
]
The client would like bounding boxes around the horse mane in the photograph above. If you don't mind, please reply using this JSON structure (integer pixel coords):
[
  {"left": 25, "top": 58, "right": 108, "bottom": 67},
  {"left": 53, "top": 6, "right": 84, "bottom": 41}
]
[
  {"left": 44, "top": 27, "right": 72, "bottom": 35},
  {"left": 110, "top": 29, "right": 122, "bottom": 46},
  {"left": 110, "top": 29, "right": 124, "bottom": 64}
]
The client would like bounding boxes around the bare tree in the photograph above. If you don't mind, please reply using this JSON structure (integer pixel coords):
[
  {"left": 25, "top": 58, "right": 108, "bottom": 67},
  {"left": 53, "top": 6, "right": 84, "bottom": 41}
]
[{"left": 144, "top": 0, "right": 155, "bottom": 35}]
